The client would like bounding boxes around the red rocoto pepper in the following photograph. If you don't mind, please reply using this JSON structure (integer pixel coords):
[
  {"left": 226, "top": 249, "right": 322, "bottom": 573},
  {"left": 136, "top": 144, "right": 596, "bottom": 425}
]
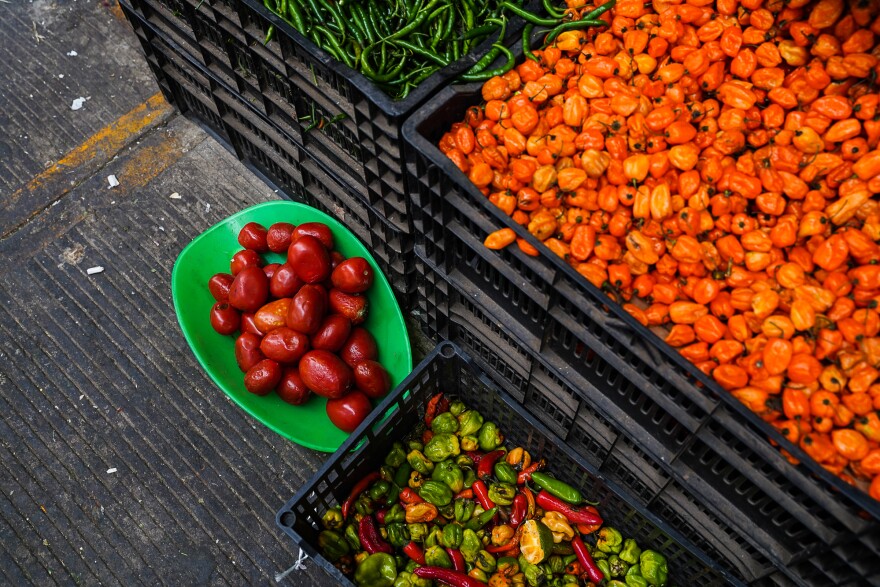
[
  {"left": 572, "top": 534, "right": 605, "bottom": 584},
  {"left": 342, "top": 471, "right": 381, "bottom": 519},
  {"left": 509, "top": 493, "right": 528, "bottom": 529},
  {"left": 413, "top": 566, "right": 486, "bottom": 587},
  {"left": 477, "top": 449, "right": 506, "bottom": 481},
  {"left": 446, "top": 547, "right": 466, "bottom": 572},
  {"left": 472, "top": 480, "right": 495, "bottom": 511},
  {"left": 375, "top": 508, "right": 388, "bottom": 525},
  {"left": 399, "top": 487, "right": 425, "bottom": 505},
  {"left": 454, "top": 488, "right": 474, "bottom": 499},
  {"left": 403, "top": 541, "right": 426, "bottom": 565},
  {"left": 425, "top": 393, "right": 449, "bottom": 427},
  {"left": 465, "top": 451, "right": 484, "bottom": 466},
  {"left": 358, "top": 515, "right": 393, "bottom": 555},
  {"left": 535, "top": 491, "right": 603, "bottom": 526},
  {"left": 517, "top": 459, "right": 544, "bottom": 484}
]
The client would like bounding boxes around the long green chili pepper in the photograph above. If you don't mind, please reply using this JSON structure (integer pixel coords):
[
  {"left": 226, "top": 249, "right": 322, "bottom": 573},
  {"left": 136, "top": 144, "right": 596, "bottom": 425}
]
[
  {"left": 315, "top": 26, "right": 354, "bottom": 68},
  {"left": 360, "top": 45, "right": 408, "bottom": 82},
  {"left": 545, "top": 18, "right": 607, "bottom": 45},
  {"left": 583, "top": 0, "right": 617, "bottom": 21},
  {"left": 542, "top": 0, "right": 567, "bottom": 19},
  {"left": 286, "top": 1, "right": 306, "bottom": 30},
  {"left": 523, "top": 24, "right": 539, "bottom": 62},
  {"left": 395, "top": 39, "right": 451, "bottom": 67},
  {"left": 498, "top": 1, "right": 568, "bottom": 26},
  {"left": 458, "top": 43, "right": 514, "bottom": 82},
  {"left": 388, "top": 0, "right": 442, "bottom": 41},
  {"left": 462, "top": 17, "right": 507, "bottom": 76}
]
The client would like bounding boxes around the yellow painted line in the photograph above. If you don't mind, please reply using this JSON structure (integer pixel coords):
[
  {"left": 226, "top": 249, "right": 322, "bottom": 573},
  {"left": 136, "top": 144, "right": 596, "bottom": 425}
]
[
  {"left": 116, "top": 135, "right": 189, "bottom": 192},
  {"left": 12, "top": 92, "right": 172, "bottom": 197}
]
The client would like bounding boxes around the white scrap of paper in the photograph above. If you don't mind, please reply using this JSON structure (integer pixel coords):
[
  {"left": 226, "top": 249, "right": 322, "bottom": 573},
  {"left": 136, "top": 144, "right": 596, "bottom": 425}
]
[
  {"left": 67, "top": 50, "right": 78, "bottom": 56},
  {"left": 86, "top": 266, "right": 104, "bottom": 275},
  {"left": 107, "top": 175, "right": 119, "bottom": 188},
  {"left": 106, "top": 468, "right": 117, "bottom": 474},
  {"left": 169, "top": 192, "right": 181, "bottom": 199},
  {"left": 71, "top": 97, "right": 87, "bottom": 110}
]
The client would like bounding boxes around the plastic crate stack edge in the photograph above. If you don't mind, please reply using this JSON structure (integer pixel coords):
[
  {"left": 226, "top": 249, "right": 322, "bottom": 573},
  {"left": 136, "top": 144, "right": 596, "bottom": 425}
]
[
  {"left": 403, "top": 85, "right": 880, "bottom": 586},
  {"left": 120, "top": 3, "right": 416, "bottom": 307},
  {"left": 276, "top": 342, "right": 740, "bottom": 587}
]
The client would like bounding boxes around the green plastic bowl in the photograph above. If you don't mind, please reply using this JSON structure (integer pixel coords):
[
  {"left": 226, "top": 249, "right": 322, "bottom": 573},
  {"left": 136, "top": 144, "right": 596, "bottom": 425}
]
[{"left": 171, "top": 201, "right": 412, "bottom": 452}]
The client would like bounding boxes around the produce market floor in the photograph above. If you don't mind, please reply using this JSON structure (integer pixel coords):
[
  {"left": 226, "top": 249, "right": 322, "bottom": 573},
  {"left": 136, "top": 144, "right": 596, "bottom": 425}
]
[{"left": 1, "top": 2, "right": 429, "bottom": 585}]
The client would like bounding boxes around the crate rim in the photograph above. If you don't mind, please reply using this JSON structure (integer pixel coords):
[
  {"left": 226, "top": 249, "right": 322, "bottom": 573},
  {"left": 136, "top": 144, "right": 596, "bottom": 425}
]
[
  {"left": 276, "top": 341, "right": 744, "bottom": 587},
  {"left": 402, "top": 83, "right": 880, "bottom": 520}
]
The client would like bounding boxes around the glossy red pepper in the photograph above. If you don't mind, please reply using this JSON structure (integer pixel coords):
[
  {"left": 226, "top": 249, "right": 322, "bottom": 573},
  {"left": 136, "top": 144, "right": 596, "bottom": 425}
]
[
  {"left": 572, "top": 535, "right": 605, "bottom": 584},
  {"left": 454, "top": 488, "right": 474, "bottom": 499},
  {"left": 403, "top": 541, "right": 426, "bottom": 565},
  {"left": 447, "top": 547, "right": 466, "bottom": 572},
  {"left": 375, "top": 508, "right": 388, "bottom": 525},
  {"left": 517, "top": 459, "right": 544, "bottom": 484},
  {"left": 342, "top": 471, "right": 381, "bottom": 519},
  {"left": 509, "top": 493, "right": 528, "bottom": 529},
  {"left": 535, "top": 490, "right": 603, "bottom": 525},
  {"left": 413, "top": 566, "right": 485, "bottom": 587},
  {"left": 399, "top": 487, "right": 425, "bottom": 505},
  {"left": 472, "top": 480, "right": 495, "bottom": 510},
  {"left": 477, "top": 449, "right": 506, "bottom": 480},
  {"left": 465, "top": 451, "right": 484, "bottom": 465},
  {"left": 358, "top": 515, "right": 393, "bottom": 555},
  {"left": 425, "top": 393, "right": 449, "bottom": 427}
]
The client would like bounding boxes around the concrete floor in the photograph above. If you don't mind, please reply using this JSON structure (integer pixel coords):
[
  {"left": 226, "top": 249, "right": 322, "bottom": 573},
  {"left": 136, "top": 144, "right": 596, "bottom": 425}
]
[{"left": 0, "top": 1, "right": 350, "bottom": 584}]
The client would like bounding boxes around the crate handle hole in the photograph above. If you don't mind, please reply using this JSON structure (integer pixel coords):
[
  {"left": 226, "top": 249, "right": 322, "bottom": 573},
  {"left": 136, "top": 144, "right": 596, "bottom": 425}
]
[
  {"left": 440, "top": 342, "right": 456, "bottom": 357},
  {"left": 279, "top": 512, "right": 296, "bottom": 527}
]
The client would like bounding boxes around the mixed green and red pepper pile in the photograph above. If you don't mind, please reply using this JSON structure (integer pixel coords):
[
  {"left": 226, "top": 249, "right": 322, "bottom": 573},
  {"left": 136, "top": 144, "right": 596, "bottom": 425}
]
[
  {"left": 260, "top": 0, "right": 616, "bottom": 99},
  {"left": 318, "top": 393, "right": 670, "bottom": 586}
]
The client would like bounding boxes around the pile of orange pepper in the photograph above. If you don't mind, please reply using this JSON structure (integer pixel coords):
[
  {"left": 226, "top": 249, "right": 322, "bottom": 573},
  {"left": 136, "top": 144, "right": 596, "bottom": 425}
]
[{"left": 438, "top": 0, "right": 880, "bottom": 501}]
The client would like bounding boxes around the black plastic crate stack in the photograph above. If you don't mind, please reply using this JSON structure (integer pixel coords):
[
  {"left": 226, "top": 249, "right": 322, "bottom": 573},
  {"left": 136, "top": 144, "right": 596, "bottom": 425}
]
[
  {"left": 403, "top": 85, "right": 880, "bottom": 586},
  {"left": 277, "top": 341, "right": 740, "bottom": 586},
  {"left": 119, "top": 1, "right": 414, "bottom": 306}
]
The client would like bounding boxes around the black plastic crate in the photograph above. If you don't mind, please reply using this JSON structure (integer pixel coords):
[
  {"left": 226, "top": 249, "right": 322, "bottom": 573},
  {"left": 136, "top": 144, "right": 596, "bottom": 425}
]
[
  {"left": 403, "top": 85, "right": 880, "bottom": 584},
  {"left": 121, "top": 5, "right": 416, "bottom": 307},
  {"left": 276, "top": 342, "right": 738, "bottom": 587}
]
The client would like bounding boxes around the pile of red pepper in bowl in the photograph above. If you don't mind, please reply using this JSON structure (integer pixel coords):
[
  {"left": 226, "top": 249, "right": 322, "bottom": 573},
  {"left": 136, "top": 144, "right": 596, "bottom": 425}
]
[{"left": 317, "top": 393, "right": 670, "bottom": 586}]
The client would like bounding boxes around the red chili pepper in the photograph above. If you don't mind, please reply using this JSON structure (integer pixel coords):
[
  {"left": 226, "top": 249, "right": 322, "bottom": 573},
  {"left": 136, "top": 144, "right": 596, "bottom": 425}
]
[
  {"left": 576, "top": 506, "right": 602, "bottom": 535},
  {"left": 425, "top": 393, "right": 449, "bottom": 427},
  {"left": 509, "top": 493, "right": 528, "bottom": 529},
  {"left": 399, "top": 487, "right": 425, "bottom": 505},
  {"left": 454, "top": 488, "right": 474, "bottom": 499},
  {"left": 358, "top": 515, "right": 393, "bottom": 555},
  {"left": 446, "top": 548, "right": 466, "bottom": 572},
  {"left": 472, "top": 480, "right": 495, "bottom": 511},
  {"left": 517, "top": 459, "right": 544, "bottom": 484},
  {"left": 413, "top": 566, "right": 486, "bottom": 587},
  {"left": 403, "top": 541, "right": 426, "bottom": 565},
  {"left": 465, "top": 451, "right": 484, "bottom": 465},
  {"left": 477, "top": 449, "right": 505, "bottom": 481},
  {"left": 535, "top": 491, "right": 603, "bottom": 526},
  {"left": 423, "top": 429, "right": 435, "bottom": 444},
  {"left": 486, "top": 538, "right": 519, "bottom": 554},
  {"left": 572, "top": 535, "right": 605, "bottom": 584},
  {"left": 342, "top": 471, "right": 381, "bottom": 519},
  {"left": 375, "top": 508, "right": 388, "bottom": 525}
]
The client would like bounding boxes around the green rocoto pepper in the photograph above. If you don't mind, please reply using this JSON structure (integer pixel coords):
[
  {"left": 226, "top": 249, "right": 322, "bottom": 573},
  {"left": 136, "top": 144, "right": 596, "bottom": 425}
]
[
  {"left": 454, "top": 498, "right": 476, "bottom": 523},
  {"left": 597, "top": 527, "right": 624, "bottom": 554},
  {"left": 449, "top": 400, "right": 466, "bottom": 417},
  {"left": 407, "top": 440, "right": 424, "bottom": 452},
  {"left": 620, "top": 539, "right": 642, "bottom": 565},
  {"left": 460, "top": 435, "right": 479, "bottom": 452},
  {"left": 441, "top": 522, "right": 464, "bottom": 549},
  {"left": 355, "top": 494, "right": 375, "bottom": 516},
  {"left": 488, "top": 482, "right": 516, "bottom": 506},
  {"left": 344, "top": 523, "right": 361, "bottom": 550},
  {"left": 432, "top": 460, "right": 465, "bottom": 493},
  {"left": 385, "top": 443, "right": 407, "bottom": 468},
  {"left": 386, "top": 522, "right": 410, "bottom": 548},
  {"left": 369, "top": 480, "right": 390, "bottom": 501},
  {"left": 424, "top": 433, "right": 461, "bottom": 462},
  {"left": 461, "top": 528, "right": 482, "bottom": 562},
  {"left": 469, "top": 569, "right": 489, "bottom": 582},
  {"left": 625, "top": 565, "right": 649, "bottom": 587},
  {"left": 596, "top": 558, "right": 612, "bottom": 579},
  {"left": 419, "top": 480, "right": 454, "bottom": 506},
  {"left": 609, "top": 554, "right": 630, "bottom": 577},
  {"left": 498, "top": 557, "right": 520, "bottom": 575},
  {"left": 425, "top": 526, "right": 443, "bottom": 549},
  {"left": 318, "top": 530, "right": 349, "bottom": 562},
  {"left": 463, "top": 467, "right": 477, "bottom": 489},
  {"left": 407, "top": 450, "right": 434, "bottom": 474},
  {"left": 547, "top": 554, "right": 565, "bottom": 575},
  {"left": 408, "top": 523, "right": 429, "bottom": 542},
  {"left": 476, "top": 550, "right": 497, "bottom": 573},
  {"left": 458, "top": 410, "right": 484, "bottom": 436},
  {"left": 425, "top": 545, "right": 453, "bottom": 569},
  {"left": 386, "top": 483, "right": 401, "bottom": 505},
  {"left": 394, "top": 462, "right": 412, "bottom": 488},
  {"left": 456, "top": 454, "right": 475, "bottom": 470},
  {"left": 379, "top": 465, "right": 396, "bottom": 483},
  {"left": 640, "top": 550, "right": 668, "bottom": 586},
  {"left": 322, "top": 507, "right": 343, "bottom": 530},
  {"left": 478, "top": 422, "right": 503, "bottom": 451},
  {"left": 431, "top": 412, "right": 460, "bottom": 434},
  {"left": 354, "top": 552, "right": 397, "bottom": 587},
  {"left": 392, "top": 571, "right": 431, "bottom": 587},
  {"left": 494, "top": 461, "right": 518, "bottom": 485},
  {"left": 606, "top": 581, "right": 628, "bottom": 587},
  {"left": 439, "top": 502, "right": 456, "bottom": 520},
  {"left": 518, "top": 554, "right": 546, "bottom": 587},
  {"left": 561, "top": 574, "right": 579, "bottom": 585}
]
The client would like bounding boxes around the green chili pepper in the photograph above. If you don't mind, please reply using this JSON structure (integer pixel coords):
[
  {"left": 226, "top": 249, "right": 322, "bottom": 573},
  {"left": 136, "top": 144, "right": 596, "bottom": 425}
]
[
  {"left": 523, "top": 24, "right": 540, "bottom": 62},
  {"left": 478, "top": 422, "right": 504, "bottom": 451},
  {"left": 344, "top": 523, "right": 361, "bottom": 550},
  {"left": 424, "top": 545, "right": 453, "bottom": 568},
  {"left": 419, "top": 480, "right": 453, "bottom": 506},
  {"left": 463, "top": 467, "right": 477, "bottom": 489},
  {"left": 430, "top": 412, "right": 460, "bottom": 434},
  {"left": 531, "top": 472, "right": 583, "bottom": 504},
  {"left": 583, "top": 0, "right": 617, "bottom": 21},
  {"left": 544, "top": 18, "right": 608, "bottom": 45},
  {"left": 457, "top": 410, "right": 484, "bottom": 436},
  {"left": 639, "top": 550, "right": 668, "bottom": 586},
  {"left": 454, "top": 498, "right": 476, "bottom": 523},
  {"left": 354, "top": 552, "right": 397, "bottom": 587},
  {"left": 387, "top": 0, "right": 442, "bottom": 40},
  {"left": 424, "top": 433, "right": 460, "bottom": 462},
  {"left": 322, "top": 507, "right": 344, "bottom": 530},
  {"left": 609, "top": 554, "right": 630, "bottom": 577},
  {"left": 469, "top": 568, "right": 489, "bottom": 582},
  {"left": 394, "top": 462, "right": 412, "bottom": 488},
  {"left": 562, "top": 554, "right": 578, "bottom": 566},
  {"left": 318, "top": 530, "right": 350, "bottom": 562},
  {"left": 518, "top": 554, "right": 546, "bottom": 587},
  {"left": 314, "top": 26, "right": 354, "bottom": 68},
  {"left": 386, "top": 522, "right": 410, "bottom": 548},
  {"left": 597, "top": 527, "right": 624, "bottom": 554},
  {"left": 441, "top": 522, "right": 464, "bottom": 549},
  {"left": 620, "top": 539, "right": 642, "bottom": 565},
  {"left": 369, "top": 480, "right": 391, "bottom": 501},
  {"left": 596, "top": 558, "right": 612, "bottom": 579},
  {"left": 385, "top": 443, "right": 407, "bottom": 468},
  {"left": 494, "top": 461, "right": 518, "bottom": 485},
  {"left": 386, "top": 504, "right": 405, "bottom": 523},
  {"left": 431, "top": 460, "right": 465, "bottom": 493},
  {"left": 464, "top": 506, "right": 497, "bottom": 531},
  {"left": 386, "top": 482, "right": 401, "bottom": 505},
  {"left": 542, "top": 0, "right": 567, "bottom": 19},
  {"left": 488, "top": 483, "right": 516, "bottom": 506},
  {"left": 499, "top": 1, "right": 565, "bottom": 26},
  {"left": 407, "top": 450, "right": 434, "bottom": 475},
  {"left": 626, "top": 565, "right": 649, "bottom": 587}
]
